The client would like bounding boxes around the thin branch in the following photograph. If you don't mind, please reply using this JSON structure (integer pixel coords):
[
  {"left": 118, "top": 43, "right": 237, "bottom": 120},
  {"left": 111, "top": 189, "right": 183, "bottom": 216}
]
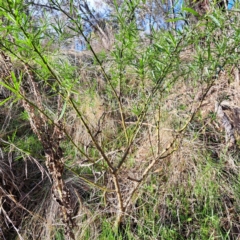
[{"left": 124, "top": 79, "right": 216, "bottom": 209}]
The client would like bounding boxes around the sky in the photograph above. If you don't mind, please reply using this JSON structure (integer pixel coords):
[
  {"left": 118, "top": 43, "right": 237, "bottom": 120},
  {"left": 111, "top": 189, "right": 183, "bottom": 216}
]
[{"left": 87, "top": 0, "right": 109, "bottom": 13}]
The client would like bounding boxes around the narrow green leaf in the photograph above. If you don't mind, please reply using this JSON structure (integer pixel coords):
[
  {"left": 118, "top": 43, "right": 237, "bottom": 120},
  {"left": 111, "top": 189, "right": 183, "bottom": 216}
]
[
  {"left": 69, "top": 0, "right": 73, "bottom": 15},
  {"left": 10, "top": 71, "right": 21, "bottom": 91},
  {"left": 182, "top": 7, "right": 200, "bottom": 16},
  {"left": 0, "top": 81, "right": 17, "bottom": 93},
  {"left": 207, "top": 14, "right": 221, "bottom": 27},
  {"left": 58, "top": 100, "right": 67, "bottom": 121},
  {"left": 166, "top": 17, "right": 185, "bottom": 23},
  {"left": 0, "top": 96, "right": 14, "bottom": 106},
  {"left": 153, "top": 43, "right": 164, "bottom": 51}
]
